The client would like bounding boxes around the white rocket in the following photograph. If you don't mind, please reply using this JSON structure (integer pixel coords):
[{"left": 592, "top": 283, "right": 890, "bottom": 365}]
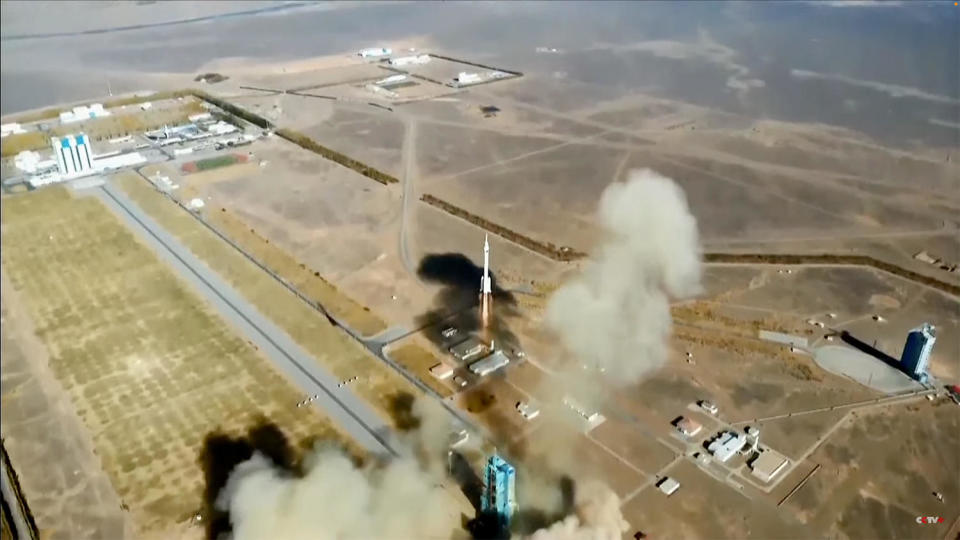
[{"left": 480, "top": 234, "right": 492, "bottom": 295}]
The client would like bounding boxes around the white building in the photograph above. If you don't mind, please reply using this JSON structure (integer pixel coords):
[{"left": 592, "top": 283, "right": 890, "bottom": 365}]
[
  {"left": 14, "top": 151, "right": 56, "bottom": 174},
  {"left": 749, "top": 450, "right": 789, "bottom": 483},
  {"left": 562, "top": 396, "right": 606, "bottom": 430},
  {"left": 358, "top": 47, "right": 392, "bottom": 59},
  {"left": 1, "top": 123, "right": 26, "bottom": 138},
  {"left": 389, "top": 54, "right": 431, "bottom": 66},
  {"left": 93, "top": 151, "right": 146, "bottom": 171},
  {"left": 208, "top": 121, "right": 238, "bottom": 135},
  {"left": 52, "top": 134, "right": 94, "bottom": 178},
  {"left": 429, "top": 362, "right": 454, "bottom": 380},
  {"left": 454, "top": 72, "right": 481, "bottom": 86},
  {"left": 707, "top": 431, "right": 747, "bottom": 463},
  {"left": 657, "top": 477, "right": 680, "bottom": 496},
  {"left": 60, "top": 103, "right": 110, "bottom": 124},
  {"left": 469, "top": 350, "right": 509, "bottom": 377},
  {"left": 375, "top": 74, "right": 408, "bottom": 86}
]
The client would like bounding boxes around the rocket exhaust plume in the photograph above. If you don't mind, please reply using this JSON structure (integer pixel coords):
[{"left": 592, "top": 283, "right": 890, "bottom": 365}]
[
  {"left": 480, "top": 233, "right": 494, "bottom": 340},
  {"left": 545, "top": 168, "right": 702, "bottom": 385}
]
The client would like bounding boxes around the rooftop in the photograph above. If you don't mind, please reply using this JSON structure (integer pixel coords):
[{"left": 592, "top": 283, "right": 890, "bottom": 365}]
[{"left": 749, "top": 449, "right": 789, "bottom": 482}]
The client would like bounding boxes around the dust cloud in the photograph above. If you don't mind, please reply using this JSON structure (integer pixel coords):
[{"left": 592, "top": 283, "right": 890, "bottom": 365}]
[
  {"left": 214, "top": 397, "right": 463, "bottom": 540},
  {"left": 545, "top": 168, "right": 703, "bottom": 385},
  {"left": 528, "top": 482, "right": 629, "bottom": 540}
]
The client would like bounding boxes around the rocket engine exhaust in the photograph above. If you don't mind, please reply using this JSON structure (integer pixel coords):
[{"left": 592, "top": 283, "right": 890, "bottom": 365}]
[{"left": 479, "top": 234, "right": 493, "bottom": 338}]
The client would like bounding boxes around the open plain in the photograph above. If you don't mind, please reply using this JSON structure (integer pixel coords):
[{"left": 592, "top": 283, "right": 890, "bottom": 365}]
[{"left": 1, "top": 2, "right": 958, "bottom": 539}]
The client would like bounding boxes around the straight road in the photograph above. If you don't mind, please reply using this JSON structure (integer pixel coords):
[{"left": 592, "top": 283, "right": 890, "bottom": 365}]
[
  {"left": 96, "top": 183, "right": 399, "bottom": 458},
  {"left": 0, "top": 453, "right": 33, "bottom": 540}
]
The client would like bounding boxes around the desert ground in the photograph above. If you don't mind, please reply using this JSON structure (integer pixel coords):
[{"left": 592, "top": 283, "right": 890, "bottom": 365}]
[
  {"left": 1, "top": 2, "right": 958, "bottom": 538},
  {"left": 0, "top": 187, "right": 362, "bottom": 539}
]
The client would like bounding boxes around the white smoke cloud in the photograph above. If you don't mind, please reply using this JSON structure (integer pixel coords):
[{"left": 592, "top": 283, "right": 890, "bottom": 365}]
[
  {"left": 545, "top": 169, "right": 702, "bottom": 384},
  {"left": 527, "top": 482, "right": 629, "bottom": 540},
  {"left": 217, "top": 447, "right": 462, "bottom": 540},
  {"left": 215, "top": 396, "right": 466, "bottom": 540}
]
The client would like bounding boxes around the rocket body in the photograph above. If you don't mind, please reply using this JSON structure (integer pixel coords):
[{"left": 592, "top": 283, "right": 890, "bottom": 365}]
[{"left": 481, "top": 234, "right": 492, "bottom": 295}]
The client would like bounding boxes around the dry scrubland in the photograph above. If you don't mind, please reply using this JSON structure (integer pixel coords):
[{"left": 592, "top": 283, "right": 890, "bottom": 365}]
[
  {"left": 201, "top": 204, "right": 387, "bottom": 337},
  {"left": 785, "top": 403, "right": 959, "bottom": 539},
  {"left": 0, "top": 186, "right": 351, "bottom": 535},
  {"left": 116, "top": 172, "right": 421, "bottom": 425}
]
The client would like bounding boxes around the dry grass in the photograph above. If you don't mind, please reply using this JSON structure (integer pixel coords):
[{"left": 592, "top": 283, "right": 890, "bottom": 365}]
[
  {"left": 0, "top": 186, "right": 354, "bottom": 535},
  {"left": 116, "top": 172, "right": 419, "bottom": 425},
  {"left": 204, "top": 207, "right": 387, "bottom": 336},
  {"left": 386, "top": 344, "right": 454, "bottom": 399}
]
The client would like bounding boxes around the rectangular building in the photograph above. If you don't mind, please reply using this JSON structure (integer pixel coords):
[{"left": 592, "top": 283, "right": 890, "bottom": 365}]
[
  {"left": 51, "top": 134, "right": 94, "bottom": 178},
  {"left": 469, "top": 350, "right": 509, "bottom": 377},
  {"left": 901, "top": 323, "right": 936, "bottom": 380},
  {"left": 450, "top": 338, "right": 489, "bottom": 363},
  {"left": 708, "top": 431, "right": 747, "bottom": 463},
  {"left": 429, "top": 362, "right": 454, "bottom": 380},
  {"left": 749, "top": 450, "right": 789, "bottom": 483},
  {"left": 676, "top": 417, "right": 702, "bottom": 437}
]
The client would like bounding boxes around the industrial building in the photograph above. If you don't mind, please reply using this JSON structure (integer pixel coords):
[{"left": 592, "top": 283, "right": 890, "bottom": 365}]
[
  {"left": 13, "top": 151, "right": 56, "bottom": 174},
  {"left": 901, "top": 323, "right": 936, "bottom": 381},
  {"left": 52, "top": 134, "right": 94, "bottom": 178},
  {"left": 707, "top": 431, "right": 747, "bottom": 463},
  {"left": 454, "top": 72, "right": 481, "bottom": 86},
  {"left": 676, "top": 417, "right": 702, "bottom": 437},
  {"left": 481, "top": 453, "right": 517, "bottom": 527},
  {"left": 657, "top": 477, "right": 680, "bottom": 496},
  {"left": 1, "top": 122, "right": 26, "bottom": 138},
  {"left": 749, "top": 450, "right": 789, "bottom": 483},
  {"left": 358, "top": 47, "right": 392, "bottom": 59},
  {"left": 375, "top": 74, "right": 409, "bottom": 87},
  {"left": 450, "top": 338, "right": 489, "bottom": 363},
  {"left": 563, "top": 396, "right": 606, "bottom": 430},
  {"left": 389, "top": 54, "right": 430, "bottom": 66},
  {"left": 469, "top": 350, "right": 509, "bottom": 377},
  {"left": 429, "top": 362, "right": 454, "bottom": 380},
  {"left": 59, "top": 103, "right": 110, "bottom": 124}
]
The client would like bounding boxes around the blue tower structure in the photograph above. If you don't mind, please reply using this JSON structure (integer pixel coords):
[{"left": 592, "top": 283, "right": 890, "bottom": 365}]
[
  {"left": 901, "top": 323, "right": 936, "bottom": 382},
  {"left": 481, "top": 453, "right": 517, "bottom": 527}
]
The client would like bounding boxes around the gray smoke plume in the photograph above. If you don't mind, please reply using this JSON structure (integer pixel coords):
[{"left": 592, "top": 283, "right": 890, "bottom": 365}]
[
  {"left": 545, "top": 168, "right": 702, "bottom": 384},
  {"left": 215, "top": 397, "right": 465, "bottom": 540}
]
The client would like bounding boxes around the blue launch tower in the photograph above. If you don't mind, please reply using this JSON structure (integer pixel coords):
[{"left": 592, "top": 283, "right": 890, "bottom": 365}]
[
  {"left": 481, "top": 453, "right": 517, "bottom": 527},
  {"left": 901, "top": 323, "right": 936, "bottom": 382}
]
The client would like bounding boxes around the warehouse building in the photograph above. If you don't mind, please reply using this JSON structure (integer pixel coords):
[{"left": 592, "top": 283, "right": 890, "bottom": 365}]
[
  {"left": 450, "top": 338, "right": 489, "bottom": 363},
  {"left": 675, "top": 417, "right": 702, "bottom": 437},
  {"left": 469, "top": 350, "right": 509, "bottom": 377},
  {"left": 707, "top": 431, "right": 747, "bottom": 463},
  {"left": 749, "top": 449, "right": 789, "bottom": 483}
]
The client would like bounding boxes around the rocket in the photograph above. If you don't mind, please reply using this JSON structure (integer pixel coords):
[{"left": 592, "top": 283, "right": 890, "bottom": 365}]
[{"left": 480, "top": 234, "right": 492, "bottom": 295}]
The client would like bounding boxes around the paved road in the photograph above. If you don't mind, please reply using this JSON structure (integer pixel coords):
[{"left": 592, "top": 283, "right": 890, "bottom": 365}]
[
  {"left": 96, "top": 184, "right": 399, "bottom": 458},
  {"left": 0, "top": 453, "right": 33, "bottom": 540}
]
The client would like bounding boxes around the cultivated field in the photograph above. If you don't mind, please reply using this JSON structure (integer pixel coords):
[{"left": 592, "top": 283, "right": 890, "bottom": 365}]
[
  {"left": 0, "top": 186, "right": 351, "bottom": 537},
  {"left": 116, "top": 172, "right": 422, "bottom": 426}
]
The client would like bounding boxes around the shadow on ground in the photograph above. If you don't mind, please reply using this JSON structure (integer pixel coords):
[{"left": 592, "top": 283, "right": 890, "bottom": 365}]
[
  {"left": 415, "top": 253, "right": 520, "bottom": 353},
  {"left": 840, "top": 331, "right": 902, "bottom": 370},
  {"left": 199, "top": 419, "right": 301, "bottom": 540}
]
